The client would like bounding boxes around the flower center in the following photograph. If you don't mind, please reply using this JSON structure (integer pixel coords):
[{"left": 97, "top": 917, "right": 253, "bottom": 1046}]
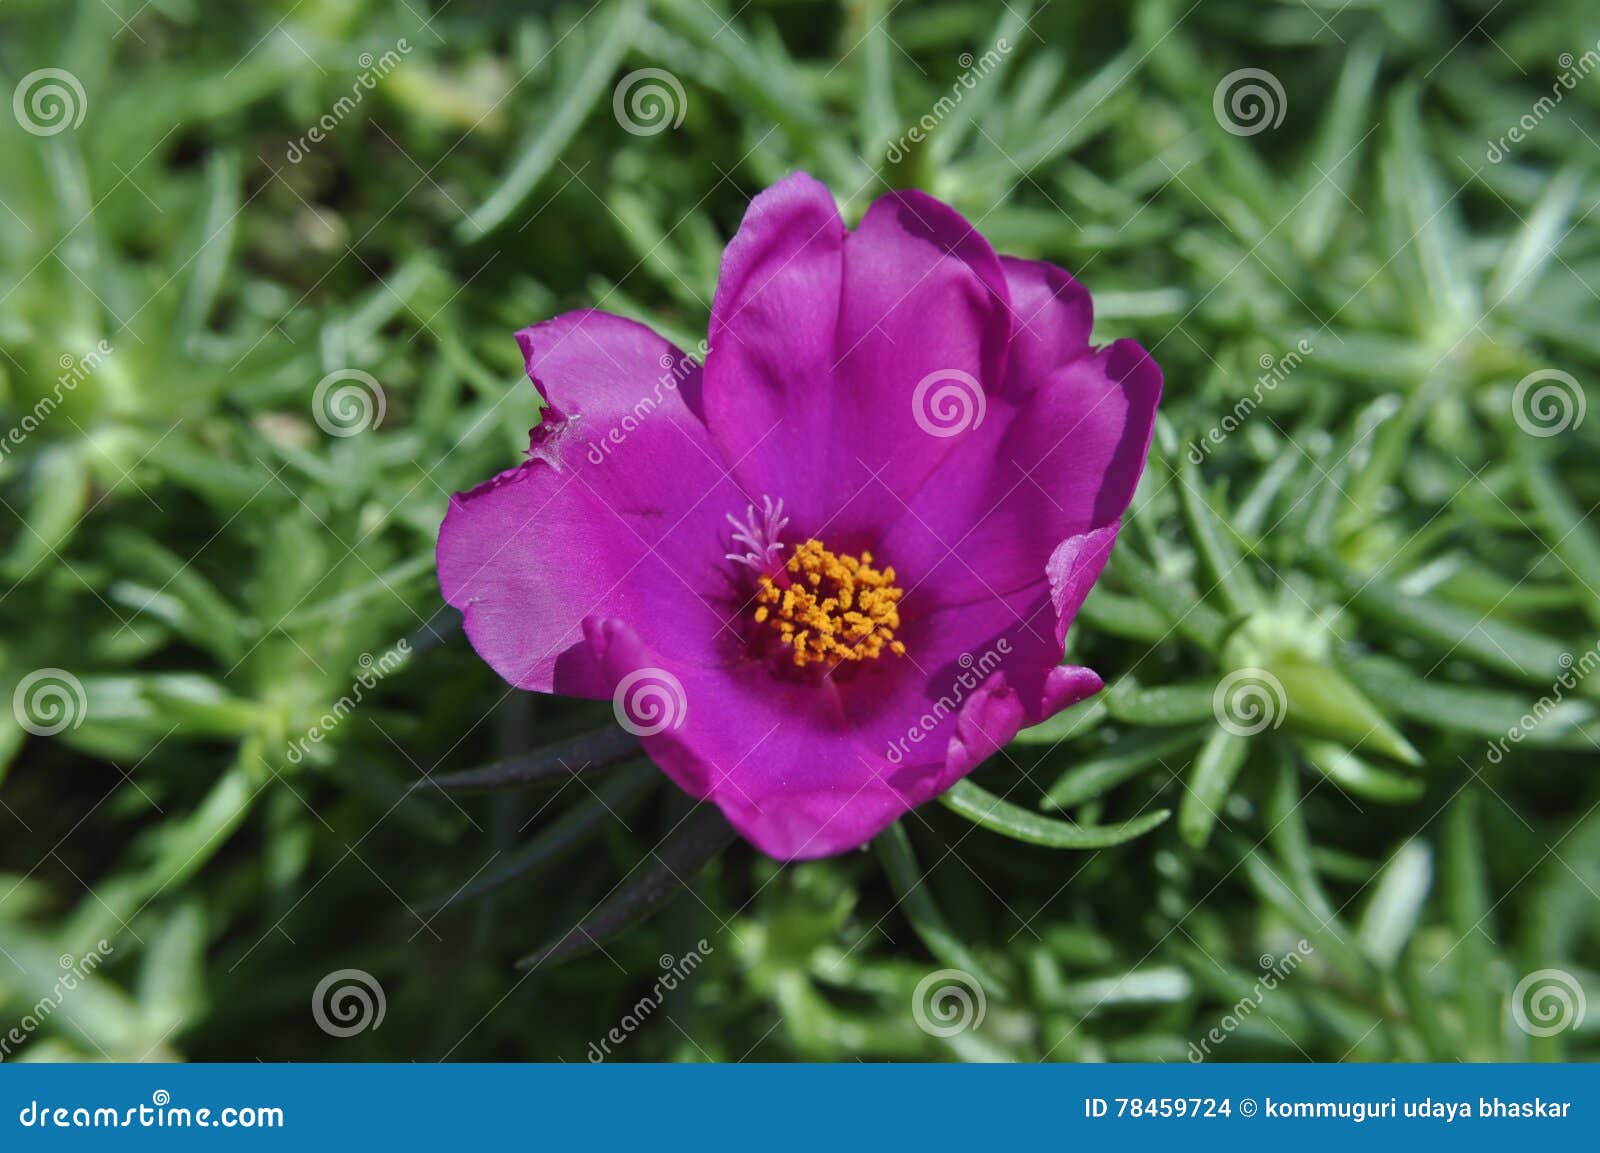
[{"left": 753, "top": 539, "right": 907, "bottom": 668}]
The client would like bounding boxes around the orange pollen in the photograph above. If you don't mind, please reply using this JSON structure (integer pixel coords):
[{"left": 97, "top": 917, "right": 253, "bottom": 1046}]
[{"left": 753, "top": 539, "right": 907, "bottom": 668}]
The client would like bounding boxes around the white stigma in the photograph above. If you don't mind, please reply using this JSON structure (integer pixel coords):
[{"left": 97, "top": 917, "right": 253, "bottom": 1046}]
[{"left": 725, "top": 495, "right": 789, "bottom": 572}]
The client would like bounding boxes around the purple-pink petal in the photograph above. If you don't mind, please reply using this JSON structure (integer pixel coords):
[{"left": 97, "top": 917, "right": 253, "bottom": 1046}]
[{"left": 437, "top": 311, "right": 744, "bottom": 698}]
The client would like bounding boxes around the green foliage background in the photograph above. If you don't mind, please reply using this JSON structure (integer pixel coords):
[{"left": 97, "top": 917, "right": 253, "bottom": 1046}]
[{"left": 1, "top": 0, "right": 1598, "bottom": 1062}]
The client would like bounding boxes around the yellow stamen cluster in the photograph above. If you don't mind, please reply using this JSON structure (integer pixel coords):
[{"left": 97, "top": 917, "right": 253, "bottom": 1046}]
[{"left": 754, "top": 539, "right": 907, "bottom": 668}]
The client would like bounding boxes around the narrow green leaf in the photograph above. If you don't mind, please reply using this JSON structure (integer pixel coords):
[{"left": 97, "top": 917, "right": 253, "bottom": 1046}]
[
  {"left": 459, "top": 0, "right": 640, "bottom": 241},
  {"left": 1178, "top": 727, "right": 1249, "bottom": 849},
  {"left": 1076, "top": 586, "right": 1171, "bottom": 643},
  {"left": 1106, "top": 680, "right": 1218, "bottom": 727},
  {"left": 174, "top": 148, "right": 241, "bottom": 345},
  {"left": 1043, "top": 727, "right": 1205, "bottom": 810},
  {"left": 1344, "top": 653, "right": 1600, "bottom": 747},
  {"left": 1302, "top": 740, "right": 1426, "bottom": 804},
  {"left": 1356, "top": 839, "right": 1432, "bottom": 966},
  {"left": 1107, "top": 549, "right": 1226, "bottom": 650},
  {"left": 1518, "top": 450, "right": 1600, "bottom": 632},
  {"left": 1048, "top": 966, "right": 1194, "bottom": 1013},
  {"left": 3, "top": 445, "right": 90, "bottom": 581},
  {"left": 1274, "top": 654, "right": 1421, "bottom": 765},
  {"left": 1489, "top": 166, "right": 1582, "bottom": 306},
  {"left": 1324, "top": 557, "right": 1578, "bottom": 689},
  {"left": 927, "top": 2, "right": 1028, "bottom": 165},
  {"left": 853, "top": 0, "right": 900, "bottom": 166},
  {"left": 1443, "top": 791, "right": 1498, "bottom": 1059},
  {"left": 1293, "top": 34, "right": 1381, "bottom": 258},
  {"left": 1013, "top": 693, "right": 1106, "bottom": 746},
  {"left": 1266, "top": 752, "right": 1337, "bottom": 923},
  {"left": 875, "top": 822, "right": 1007, "bottom": 994},
  {"left": 1177, "top": 454, "right": 1259, "bottom": 616},
  {"left": 1380, "top": 84, "right": 1478, "bottom": 330},
  {"left": 942, "top": 779, "right": 1171, "bottom": 849},
  {"left": 1238, "top": 845, "right": 1377, "bottom": 986}
]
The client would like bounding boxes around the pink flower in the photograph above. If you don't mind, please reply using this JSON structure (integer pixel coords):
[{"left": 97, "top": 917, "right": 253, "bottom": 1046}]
[{"left": 437, "top": 173, "right": 1161, "bottom": 859}]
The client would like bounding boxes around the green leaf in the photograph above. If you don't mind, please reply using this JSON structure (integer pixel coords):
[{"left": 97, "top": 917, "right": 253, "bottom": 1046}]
[
  {"left": 1106, "top": 679, "right": 1219, "bottom": 727},
  {"left": 1443, "top": 791, "right": 1498, "bottom": 1060},
  {"left": 1517, "top": 451, "right": 1600, "bottom": 632},
  {"left": 1323, "top": 557, "right": 1578, "bottom": 689},
  {"left": 1076, "top": 586, "right": 1171, "bottom": 643},
  {"left": 1343, "top": 654, "right": 1600, "bottom": 747},
  {"left": 1013, "top": 693, "right": 1107, "bottom": 746},
  {"left": 942, "top": 778, "right": 1171, "bottom": 849},
  {"left": 1302, "top": 740, "right": 1425, "bottom": 805},
  {"left": 1489, "top": 166, "right": 1582, "bottom": 306},
  {"left": 874, "top": 822, "right": 1008, "bottom": 995},
  {"left": 1043, "top": 726, "right": 1205, "bottom": 810},
  {"left": 1107, "top": 549, "right": 1226, "bottom": 651},
  {"left": 1048, "top": 966, "right": 1194, "bottom": 1013},
  {"left": 1273, "top": 654, "right": 1421, "bottom": 765},
  {"left": 458, "top": 0, "right": 641, "bottom": 241},
  {"left": 1356, "top": 838, "right": 1432, "bottom": 967},
  {"left": 1292, "top": 33, "right": 1381, "bottom": 259},
  {"left": 1177, "top": 454, "right": 1260, "bottom": 616},
  {"left": 1178, "top": 726, "right": 1249, "bottom": 849},
  {"left": 3, "top": 445, "right": 90, "bottom": 581}
]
